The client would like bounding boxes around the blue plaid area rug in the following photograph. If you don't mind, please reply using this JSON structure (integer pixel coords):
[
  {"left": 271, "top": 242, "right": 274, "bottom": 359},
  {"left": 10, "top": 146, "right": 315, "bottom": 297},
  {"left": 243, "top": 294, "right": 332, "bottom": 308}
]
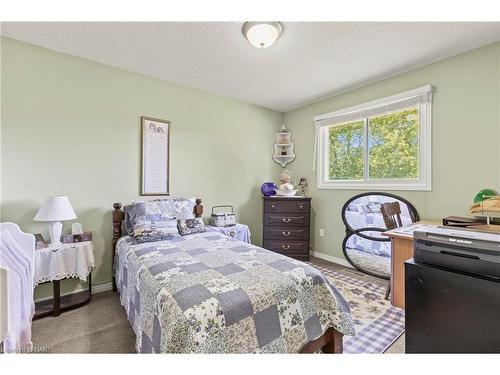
[{"left": 311, "top": 264, "right": 405, "bottom": 354}]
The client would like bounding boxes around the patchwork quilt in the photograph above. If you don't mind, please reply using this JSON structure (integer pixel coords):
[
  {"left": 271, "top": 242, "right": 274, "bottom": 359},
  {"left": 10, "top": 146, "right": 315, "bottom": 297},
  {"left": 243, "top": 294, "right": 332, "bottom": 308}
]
[{"left": 115, "top": 231, "right": 355, "bottom": 353}]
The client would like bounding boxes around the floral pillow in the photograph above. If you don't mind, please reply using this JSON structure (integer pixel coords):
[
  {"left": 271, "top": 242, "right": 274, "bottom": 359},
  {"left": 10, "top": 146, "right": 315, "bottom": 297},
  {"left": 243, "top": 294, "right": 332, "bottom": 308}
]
[
  {"left": 347, "top": 202, "right": 359, "bottom": 212},
  {"left": 133, "top": 198, "right": 196, "bottom": 222},
  {"left": 132, "top": 217, "right": 180, "bottom": 243},
  {"left": 169, "top": 198, "right": 196, "bottom": 220},
  {"left": 177, "top": 218, "right": 206, "bottom": 236},
  {"left": 366, "top": 202, "right": 381, "bottom": 213}
]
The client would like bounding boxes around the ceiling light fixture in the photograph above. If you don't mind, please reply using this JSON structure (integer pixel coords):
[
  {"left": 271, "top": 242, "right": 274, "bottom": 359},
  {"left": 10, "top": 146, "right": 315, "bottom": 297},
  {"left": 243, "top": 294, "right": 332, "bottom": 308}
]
[{"left": 243, "top": 22, "right": 283, "bottom": 49}]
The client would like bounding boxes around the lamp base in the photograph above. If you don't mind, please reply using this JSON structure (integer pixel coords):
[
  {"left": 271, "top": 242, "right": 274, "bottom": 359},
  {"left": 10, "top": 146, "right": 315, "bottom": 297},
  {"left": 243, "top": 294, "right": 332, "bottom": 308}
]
[{"left": 48, "top": 221, "right": 63, "bottom": 247}]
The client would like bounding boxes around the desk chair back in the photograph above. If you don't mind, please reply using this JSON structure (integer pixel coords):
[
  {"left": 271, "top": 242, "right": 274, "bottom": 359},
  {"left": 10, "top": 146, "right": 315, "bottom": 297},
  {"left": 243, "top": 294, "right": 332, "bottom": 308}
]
[
  {"left": 380, "top": 202, "right": 404, "bottom": 230},
  {"left": 379, "top": 202, "right": 406, "bottom": 300}
]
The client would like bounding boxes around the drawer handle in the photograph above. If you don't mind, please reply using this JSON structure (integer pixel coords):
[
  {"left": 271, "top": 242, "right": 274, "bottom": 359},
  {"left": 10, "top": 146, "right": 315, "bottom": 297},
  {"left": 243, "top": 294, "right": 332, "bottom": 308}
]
[
  {"left": 282, "top": 218, "right": 291, "bottom": 223},
  {"left": 298, "top": 203, "right": 304, "bottom": 209},
  {"left": 271, "top": 203, "right": 277, "bottom": 209},
  {"left": 282, "top": 231, "right": 291, "bottom": 237},
  {"left": 282, "top": 244, "right": 290, "bottom": 250}
]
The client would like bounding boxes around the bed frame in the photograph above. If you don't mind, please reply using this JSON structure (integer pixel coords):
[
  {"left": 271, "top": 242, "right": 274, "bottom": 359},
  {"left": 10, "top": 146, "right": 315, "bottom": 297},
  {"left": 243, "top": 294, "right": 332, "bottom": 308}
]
[
  {"left": 112, "top": 200, "right": 204, "bottom": 292},
  {"left": 111, "top": 199, "right": 343, "bottom": 354}
]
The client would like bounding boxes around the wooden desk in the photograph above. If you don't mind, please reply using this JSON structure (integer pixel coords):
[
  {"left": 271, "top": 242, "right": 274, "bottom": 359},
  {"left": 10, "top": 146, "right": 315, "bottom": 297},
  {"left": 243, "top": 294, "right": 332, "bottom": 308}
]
[
  {"left": 471, "top": 224, "right": 500, "bottom": 233},
  {"left": 383, "top": 221, "right": 440, "bottom": 309},
  {"left": 384, "top": 221, "right": 500, "bottom": 309}
]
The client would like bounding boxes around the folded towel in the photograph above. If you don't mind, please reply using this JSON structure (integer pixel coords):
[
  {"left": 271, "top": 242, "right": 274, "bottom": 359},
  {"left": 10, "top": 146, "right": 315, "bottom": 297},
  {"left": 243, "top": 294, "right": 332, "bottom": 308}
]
[{"left": 0, "top": 230, "right": 34, "bottom": 352}]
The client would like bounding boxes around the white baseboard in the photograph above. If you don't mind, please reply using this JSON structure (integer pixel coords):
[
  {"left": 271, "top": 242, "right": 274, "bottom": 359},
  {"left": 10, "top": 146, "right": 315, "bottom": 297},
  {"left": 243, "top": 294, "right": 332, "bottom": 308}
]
[
  {"left": 310, "top": 249, "right": 354, "bottom": 269},
  {"left": 93, "top": 282, "right": 113, "bottom": 294},
  {"left": 35, "top": 281, "right": 113, "bottom": 303}
]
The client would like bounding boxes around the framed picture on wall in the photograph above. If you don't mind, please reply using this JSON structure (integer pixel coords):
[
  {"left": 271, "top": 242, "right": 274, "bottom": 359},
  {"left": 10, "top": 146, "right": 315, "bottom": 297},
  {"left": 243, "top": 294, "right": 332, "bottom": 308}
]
[{"left": 141, "top": 116, "right": 170, "bottom": 196}]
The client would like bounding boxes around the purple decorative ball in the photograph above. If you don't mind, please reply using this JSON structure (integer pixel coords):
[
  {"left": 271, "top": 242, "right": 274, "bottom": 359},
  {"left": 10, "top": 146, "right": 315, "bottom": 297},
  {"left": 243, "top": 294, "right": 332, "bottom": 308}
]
[{"left": 261, "top": 182, "right": 277, "bottom": 197}]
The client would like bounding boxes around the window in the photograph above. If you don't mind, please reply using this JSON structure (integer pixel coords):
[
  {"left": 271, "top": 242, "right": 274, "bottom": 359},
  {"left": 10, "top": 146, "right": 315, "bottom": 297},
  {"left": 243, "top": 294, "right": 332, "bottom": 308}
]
[{"left": 315, "top": 85, "right": 432, "bottom": 190}]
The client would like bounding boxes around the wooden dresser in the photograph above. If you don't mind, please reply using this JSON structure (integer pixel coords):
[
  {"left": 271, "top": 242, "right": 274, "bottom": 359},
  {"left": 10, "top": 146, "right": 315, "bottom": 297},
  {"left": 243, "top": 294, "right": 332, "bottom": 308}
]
[{"left": 263, "top": 196, "right": 311, "bottom": 261}]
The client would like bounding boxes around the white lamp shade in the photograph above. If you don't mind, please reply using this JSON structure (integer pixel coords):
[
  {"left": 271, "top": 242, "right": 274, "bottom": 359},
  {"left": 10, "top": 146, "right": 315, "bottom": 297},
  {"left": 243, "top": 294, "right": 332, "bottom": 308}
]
[{"left": 33, "top": 196, "right": 77, "bottom": 222}]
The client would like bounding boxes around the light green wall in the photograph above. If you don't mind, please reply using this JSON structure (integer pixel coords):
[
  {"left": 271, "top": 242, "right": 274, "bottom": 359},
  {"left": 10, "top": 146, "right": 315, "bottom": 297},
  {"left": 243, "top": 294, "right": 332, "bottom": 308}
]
[
  {"left": 2, "top": 36, "right": 500, "bottom": 299},
  {"left": 284, "top": 41, "right": 500, "bottom": 261},
  {"left": 1, "top": 37, "right": 282, "bottom": 299}
]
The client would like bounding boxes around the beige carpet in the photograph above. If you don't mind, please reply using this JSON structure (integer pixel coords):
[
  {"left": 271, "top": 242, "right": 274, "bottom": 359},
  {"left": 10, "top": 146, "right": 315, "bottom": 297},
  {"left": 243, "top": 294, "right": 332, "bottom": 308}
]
[
  {"left": 32, "top": 257, "right": 404, "bottom": 353},
  {"left": 32, "top": 291, "right": 136, "bottom": 353}
]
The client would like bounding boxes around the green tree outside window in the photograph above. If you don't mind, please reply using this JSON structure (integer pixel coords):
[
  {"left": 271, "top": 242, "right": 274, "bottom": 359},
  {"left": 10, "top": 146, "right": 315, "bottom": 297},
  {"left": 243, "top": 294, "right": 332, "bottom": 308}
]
[
  {"left": 328, "top": 120, "right": 364, "bottom": 180},
  {"left": 328, "top": 108, "right": 419, "bottom": 181}
]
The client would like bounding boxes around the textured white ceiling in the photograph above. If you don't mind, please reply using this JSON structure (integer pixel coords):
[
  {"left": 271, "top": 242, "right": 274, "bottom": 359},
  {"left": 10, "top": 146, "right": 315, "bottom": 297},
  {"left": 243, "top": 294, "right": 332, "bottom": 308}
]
[{"left": 2, "top": 22, "right": 500, "bottom": 112}]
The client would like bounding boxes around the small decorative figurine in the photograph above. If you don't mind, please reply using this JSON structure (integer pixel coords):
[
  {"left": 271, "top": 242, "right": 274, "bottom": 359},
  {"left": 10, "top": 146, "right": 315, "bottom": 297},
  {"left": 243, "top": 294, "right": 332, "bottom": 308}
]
[
  {"left": 279, "top": 169, "right": 291, "bottom": 183},
  {"left": 298, "top": 177, "right": 308, "bottom": 196},
  {"left": 276, "top": 170, "right": 297, "bottom": 196}
]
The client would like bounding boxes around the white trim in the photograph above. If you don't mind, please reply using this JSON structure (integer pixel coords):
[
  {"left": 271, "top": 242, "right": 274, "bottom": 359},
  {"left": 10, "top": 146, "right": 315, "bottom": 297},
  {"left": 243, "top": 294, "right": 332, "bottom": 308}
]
[
  {"left": 91, "top": 282, "right": 113, "bottom": 294},
  {"left": 315, "top": 85, "right": 433, "bottom": 191},
  {"left": 363, "top": 118, "right": 369, "bottom": 181},
  {"left": 313, "top": 85, "right": 433, "bottom": 123},
  {"left": 310, "top": 250, "right": 354, "bottom": 269},
  {"left": 34, "top": 281, "right": 113, "bottom": 303}
]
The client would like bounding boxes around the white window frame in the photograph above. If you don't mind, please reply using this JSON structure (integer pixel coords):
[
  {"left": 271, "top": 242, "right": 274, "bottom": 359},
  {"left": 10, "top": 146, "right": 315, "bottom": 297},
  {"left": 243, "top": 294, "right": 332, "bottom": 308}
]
[{"left": 315, "top": 85, "right": 433, "bottom": 191}]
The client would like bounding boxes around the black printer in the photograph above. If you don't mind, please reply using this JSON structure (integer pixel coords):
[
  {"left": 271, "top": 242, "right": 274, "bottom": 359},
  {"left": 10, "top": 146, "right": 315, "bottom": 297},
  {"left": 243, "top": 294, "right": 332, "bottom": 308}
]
[
  {"left": 413, "top": 227, "right": 500, "bottom": 279},
  {"left": 406, "top": 227, "right": 500, "bottom": 353}
]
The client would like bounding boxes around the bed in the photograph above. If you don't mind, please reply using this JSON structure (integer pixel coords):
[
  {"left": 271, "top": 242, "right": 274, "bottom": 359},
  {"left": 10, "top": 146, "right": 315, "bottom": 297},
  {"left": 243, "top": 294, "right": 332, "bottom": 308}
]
[{"left": 111, "top": 200, "right": 354, "bottom": 353}]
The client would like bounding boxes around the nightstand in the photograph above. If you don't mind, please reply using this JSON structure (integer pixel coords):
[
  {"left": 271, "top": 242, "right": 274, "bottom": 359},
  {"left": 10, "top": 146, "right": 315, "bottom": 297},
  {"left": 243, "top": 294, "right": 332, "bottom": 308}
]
[
  {"left": 206, "top": 223, "right": 252, "bottom": 243},
  {"left": 34, "top": 241, "right": 95, "bottom": 318}
]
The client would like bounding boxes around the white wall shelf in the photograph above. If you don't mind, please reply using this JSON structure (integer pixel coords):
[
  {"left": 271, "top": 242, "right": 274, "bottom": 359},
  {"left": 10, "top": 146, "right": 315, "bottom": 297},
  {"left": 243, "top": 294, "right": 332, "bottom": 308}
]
[{"left": 273, "top": 127, "right": 295, "bottom": 167}]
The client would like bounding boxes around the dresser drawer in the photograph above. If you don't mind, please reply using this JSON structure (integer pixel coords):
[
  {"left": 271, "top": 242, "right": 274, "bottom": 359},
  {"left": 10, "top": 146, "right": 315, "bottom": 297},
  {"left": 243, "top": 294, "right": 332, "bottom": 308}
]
[
  {"left": 264, "top": 199, "right": 310, "bottom": 213},
  {"left": 263, "top": 227, "right": 309, "bottom": 240},
  {"left": 264, "top": 214, "right": 309, "bottom": 226},
  {"left": 263, "top": 240, "right": 309, "bottom": 257}
]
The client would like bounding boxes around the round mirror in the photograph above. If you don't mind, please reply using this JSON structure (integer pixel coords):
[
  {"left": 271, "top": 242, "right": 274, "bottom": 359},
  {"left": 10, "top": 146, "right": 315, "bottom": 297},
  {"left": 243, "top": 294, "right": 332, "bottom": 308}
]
[
  {"left": 343, "top": 229, "right": 391, "bottom": 278},
  {"left": 342, "top": 192, "right": 418, "bottom": 233},
  {"left": 341, "top": 192, "right": 419, "bottom": 279}
]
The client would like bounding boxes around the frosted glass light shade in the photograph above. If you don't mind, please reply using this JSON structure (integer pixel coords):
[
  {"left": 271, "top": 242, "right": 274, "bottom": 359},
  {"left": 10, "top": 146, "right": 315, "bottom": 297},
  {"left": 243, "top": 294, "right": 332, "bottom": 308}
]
[
  {"left": 33, "top": 196, "right": 77, "bottom": 222},
  {"left": 243, "top": 22, "right": 283, "bottom": 49}
]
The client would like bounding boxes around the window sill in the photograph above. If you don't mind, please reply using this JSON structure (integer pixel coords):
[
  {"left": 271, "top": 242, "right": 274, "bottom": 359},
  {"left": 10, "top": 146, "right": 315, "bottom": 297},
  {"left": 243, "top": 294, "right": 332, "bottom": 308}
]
[{"left": 317, "top": 181, "right": 431, "bottom": 191}]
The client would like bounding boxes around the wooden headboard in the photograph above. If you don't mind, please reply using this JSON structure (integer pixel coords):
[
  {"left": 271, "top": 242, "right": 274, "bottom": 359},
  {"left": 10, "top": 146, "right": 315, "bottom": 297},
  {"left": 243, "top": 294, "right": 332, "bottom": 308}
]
[{"left": 111, "top": 199, "right": 203, "bottom": 290}]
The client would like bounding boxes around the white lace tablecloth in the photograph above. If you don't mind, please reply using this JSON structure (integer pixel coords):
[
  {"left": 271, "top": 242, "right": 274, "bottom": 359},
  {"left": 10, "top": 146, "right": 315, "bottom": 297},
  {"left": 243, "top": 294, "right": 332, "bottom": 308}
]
[{"left": 34, "top": 241, "right": 95, "bottom": 286}]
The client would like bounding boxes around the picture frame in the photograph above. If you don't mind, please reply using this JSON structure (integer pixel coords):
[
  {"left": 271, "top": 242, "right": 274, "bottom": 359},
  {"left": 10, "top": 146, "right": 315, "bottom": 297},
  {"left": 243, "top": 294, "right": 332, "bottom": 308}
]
[
  {"left": 34, "top": 233, "right": 48, "bottom": 250},
  {"left": 141, "top": 116, "right": 171, "bottom": 196}
]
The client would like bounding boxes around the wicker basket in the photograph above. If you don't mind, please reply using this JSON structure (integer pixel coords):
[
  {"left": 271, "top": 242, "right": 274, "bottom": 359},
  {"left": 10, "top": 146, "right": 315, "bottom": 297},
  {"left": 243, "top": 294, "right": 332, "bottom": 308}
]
[{"left": 210, "top": 205, "right": 236, "bottom": 227}]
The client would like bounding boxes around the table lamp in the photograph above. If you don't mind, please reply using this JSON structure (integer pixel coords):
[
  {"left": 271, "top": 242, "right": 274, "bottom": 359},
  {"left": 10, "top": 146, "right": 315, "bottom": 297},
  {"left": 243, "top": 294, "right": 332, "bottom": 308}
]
[
  {"left": 34, "top": 196, "right": 77, "bottom": 247},
  {"left": 473, "top": 188, "right": 497, "bottom": 203},
  {"left": 298, "top": 177, "right": 308, "bottom": 196}
]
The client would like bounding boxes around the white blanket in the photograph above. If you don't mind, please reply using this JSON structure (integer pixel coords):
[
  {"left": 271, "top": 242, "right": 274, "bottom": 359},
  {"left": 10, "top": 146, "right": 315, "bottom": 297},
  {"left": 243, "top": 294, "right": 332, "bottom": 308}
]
[{"left": 0, "top": 231, "right": 34, "bottom": 352}]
